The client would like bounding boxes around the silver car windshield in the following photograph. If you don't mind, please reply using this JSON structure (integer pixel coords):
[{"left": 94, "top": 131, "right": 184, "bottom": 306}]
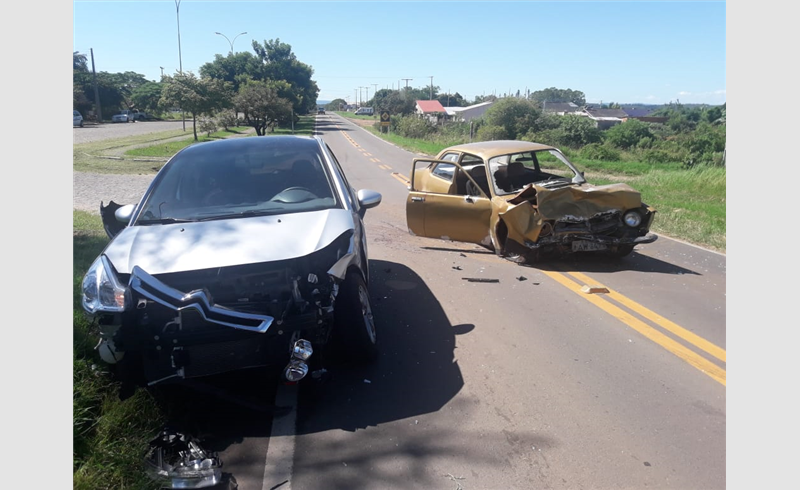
[{"left": 136, "top": 145, "right": 338, "bottom": 223}]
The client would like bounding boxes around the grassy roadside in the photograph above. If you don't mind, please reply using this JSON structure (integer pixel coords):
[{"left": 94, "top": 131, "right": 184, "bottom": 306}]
[
  {"left": 337, "top": 112, "right": 726, "bottom": 253},
  {"left": 73, "top": 211, "right": 164, "bottom": 490}
]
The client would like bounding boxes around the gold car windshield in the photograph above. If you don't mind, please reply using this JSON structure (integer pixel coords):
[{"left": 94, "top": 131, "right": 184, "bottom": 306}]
[{"left": 488, "top": 150, "right": 583, "bottom": 195}]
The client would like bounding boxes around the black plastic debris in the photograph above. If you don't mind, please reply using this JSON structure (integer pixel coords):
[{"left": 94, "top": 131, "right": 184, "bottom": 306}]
[
  {"left": 459, "top": 253, "right": 467, "bottom": 257},
  {"left": 516, "top": 276, "right": 527, "bottom": 281},
  {"left": 452, "top": 266, "right": 462, "bottom": 270},
  {"left": 462, "top": 277, "right": 500, "bottom": 283},
  {"left": 145, "top": 427, "right": 223, "bottom": 488}
]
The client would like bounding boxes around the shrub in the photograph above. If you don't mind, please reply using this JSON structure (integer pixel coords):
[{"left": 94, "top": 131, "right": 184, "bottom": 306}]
[
  {"left": 394, "top": 115, "right": 435, "bottom": 139},
  {"left": 198, "top": 118, "right": 217, "bottom": 137},
  {"left": 216, "top": 111, "right": 238, "bottom": 131},
  {"left": 475, "top": 124, "right": 508, "bottom": 141},
  {"left": 580, "top": 143, "right": 621, "bottom": 161},
  {"left": 605, "top": 119, "right": 654, "bottom": 150}
]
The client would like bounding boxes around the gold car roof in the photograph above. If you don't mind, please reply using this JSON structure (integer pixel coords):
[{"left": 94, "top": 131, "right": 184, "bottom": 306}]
[{"left": 438, "top": 140, "right": 557, "bottom": 160}]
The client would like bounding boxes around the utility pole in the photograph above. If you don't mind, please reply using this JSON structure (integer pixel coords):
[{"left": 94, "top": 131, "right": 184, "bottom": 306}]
[
  {"left": 160, "top": 66, "right": 164, "bottom": 78},
  {"left": 175, "top": 0, "right": 185, "bottom": 131},
  {"left": 429, "top": 76, "right": 434, "bottom": 100},
  {"left": 372, "top": 83, "right": 378, "bottom": 102},
  {"left": 365, "top": 86, "right": 370, "bottom": 105},
  {"left": 90, "top": 48, "right": 102, "bottom": 122},
  {"left": 354, "top": 89, "right": 358, "bottom": 107},
  {"left": 401, "top": 78, "right": 412, "bottom": 99}
]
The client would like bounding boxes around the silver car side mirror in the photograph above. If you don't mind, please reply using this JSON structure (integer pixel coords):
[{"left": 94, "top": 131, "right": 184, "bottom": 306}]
[
  {"left": 357, "top": 189, "right": 382, "bottom": 210},
  {"left": 115, "top": 204, "right": 135, "bottom": 223}
]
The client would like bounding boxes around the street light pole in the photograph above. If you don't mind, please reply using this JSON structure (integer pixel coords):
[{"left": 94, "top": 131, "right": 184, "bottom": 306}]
[
  {"left": 175, "top": 0, "right": 185, "bottom": 131},
  {"left": 215, "top": 31, "right": 247, "bottom": 55},
  {"left": 160, "top": 66, "right": 164, "bottom": 78}
]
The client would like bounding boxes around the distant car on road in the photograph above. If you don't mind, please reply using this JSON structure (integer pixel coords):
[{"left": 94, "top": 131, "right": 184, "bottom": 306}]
[
  {"left": 112, "top": 109, "right": 146, "bottom": 123},
  {"left": 318, "top": 107, "right": 325, "bottom": 114},
  {"left": 73, "top": 110, "right": 84, "bottom": 127},
  {"left": 354, "top": 107, "right": 373, "bottom": 116}
]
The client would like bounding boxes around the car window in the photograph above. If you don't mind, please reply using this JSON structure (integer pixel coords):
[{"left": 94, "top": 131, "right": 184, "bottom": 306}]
[
  {"left": 431, "top": 162, "right": 456, "bottom": 182},
  {"left": 136, "top": 143, "right": 339, "bottom": 223},
  {"left": 440, "top": 152, "right": 460, "bottom": 162},
  {"left": 489, "top": 150, "right": 581, "bottom": 195}
]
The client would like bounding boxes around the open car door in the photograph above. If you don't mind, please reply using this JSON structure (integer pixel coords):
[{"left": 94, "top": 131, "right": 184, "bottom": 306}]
[{"left": 406, "top": 159, "right": 493, "bottom": 246}]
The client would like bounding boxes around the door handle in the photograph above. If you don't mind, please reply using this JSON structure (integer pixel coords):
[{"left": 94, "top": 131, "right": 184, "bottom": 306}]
[
  {"left": 464, "top": 195, "right": 474, "bottom": 203},
  {"left": 411, "top": 197, "right": 424, "bottom": 202}
]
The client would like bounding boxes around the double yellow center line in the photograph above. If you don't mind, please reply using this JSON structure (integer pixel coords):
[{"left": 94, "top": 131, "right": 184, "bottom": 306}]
[{"left": 543, "top": 270, "right": 726, "bottom": 386}]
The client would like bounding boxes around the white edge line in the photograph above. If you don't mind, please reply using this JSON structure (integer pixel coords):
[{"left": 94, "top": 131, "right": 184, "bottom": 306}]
[{"left": 261, "top": 383, "right": 298, "bottom": 490}]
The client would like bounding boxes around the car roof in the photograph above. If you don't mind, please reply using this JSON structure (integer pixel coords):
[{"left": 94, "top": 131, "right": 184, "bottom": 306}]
[
  {"left": 439, "top": 140, "right": 557, "bottom": 160},
  {"left": 176, "top": 135, "right": 322, "bottom": 156}
]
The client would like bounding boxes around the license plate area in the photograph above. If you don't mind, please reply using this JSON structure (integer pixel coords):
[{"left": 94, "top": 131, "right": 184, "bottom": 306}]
[{"left": 572, "top": 240, "right": 608, "bottom": 252}]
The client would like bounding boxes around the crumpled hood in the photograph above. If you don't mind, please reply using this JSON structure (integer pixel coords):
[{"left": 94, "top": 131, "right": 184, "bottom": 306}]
[
  {"left": 103, "top": 208, "right": 355, "bottom": 275},
  {"left": 533, "top": 182, "right": 642, "bottom": 220}
]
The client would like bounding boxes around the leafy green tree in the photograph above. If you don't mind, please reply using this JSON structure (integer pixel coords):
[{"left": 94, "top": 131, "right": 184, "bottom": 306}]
[
  {"left": 199, "top": 52, "right": 265, "bottom": 94},
  {"left": 131, "top": 82, "right": 164, "bottom": 116},
  {"left": 437, "top": 92, "right": 467, "bottom": 107},
  {"left": 472, "top": 94, "right": 498, "bottom": 105},
  {"left": 252, "top": 39, "right": 320, "bottom": 114},
  {"left": 234, "top": 80, "right": 293, "bottom": 135},
  {"left": 373, "top": 89, "right": 415, "bottom": 116},
  {"left": 482, "top": 97, "right": 542, "bottom": 140},
  {"left": 327, "top": 98, "right": 347, "bottom": 111},
  {"left": 604, "top": 119, "right": 654, "bottom": 150},
  {"left": 529, "top": 87, "right": 586, "bottom": 106},
  {"left": 74, "top": 51, "right": 88, "bottom": 72},
  {"left": 160, "top": 72, "right": 233, "bottom": 140}
]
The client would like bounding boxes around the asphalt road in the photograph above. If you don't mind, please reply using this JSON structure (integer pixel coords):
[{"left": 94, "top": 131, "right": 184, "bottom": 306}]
[
  {"left": 282, "top": 114, "right": 726, "bottom": 490},
  {"left": 73, "top": 116, "right": 726, "bottom": 490}
]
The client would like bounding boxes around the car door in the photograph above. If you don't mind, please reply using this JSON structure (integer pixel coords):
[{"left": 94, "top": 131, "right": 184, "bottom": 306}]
[{"left": 406, "top": 158, "right": 493, "bottom": 245}]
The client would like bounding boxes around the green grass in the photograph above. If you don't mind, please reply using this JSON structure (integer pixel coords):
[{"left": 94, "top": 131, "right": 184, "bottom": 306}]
[{"left": 73, "top": 211, "right": 165, "bottom": 489}]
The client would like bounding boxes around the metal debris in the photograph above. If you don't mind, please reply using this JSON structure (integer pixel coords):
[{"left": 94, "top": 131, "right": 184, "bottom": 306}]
[
  {"left": 462, "top": 277, "right": 499, "bottom": 283},
  {"left": 145, "top": 428, "right": 222, "bottom": 489}
]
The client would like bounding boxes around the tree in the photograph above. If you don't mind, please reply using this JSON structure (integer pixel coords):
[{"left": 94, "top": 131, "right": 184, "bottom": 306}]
[
  {"left": 327, "top": 98, "right": 347, "bottom": 111},
  {"left": 252, "top": 38, "right": 319, "bottom": 114},
  {"left": 234, "top": 80, "right": 293, "bottom": 136},
  {"left": 529, "top": 87, "right": 586, "bottom": 106},
  {"left": 437, "top": 92, "right": 467, "bottom": 107},
  {"left": 199, "top": 51, "right": 265, "bottom": 94},
  {"left": 73, "top": 51, "right": 88, "bottom": 72},
  {"left": 373, "top": 89, "right": 415, "bottom": 116},
  {"left": 482, "top": 98, "right": 542, "bottom": 140},
  {"left": 604, "top": 119, "right": 654, "bottom": 150},
  {"left": 131, "top": 82, "right": 165, "bottom": 115},
  {"left": 160, "top": 72, "right": 233, "bottom": 140}
]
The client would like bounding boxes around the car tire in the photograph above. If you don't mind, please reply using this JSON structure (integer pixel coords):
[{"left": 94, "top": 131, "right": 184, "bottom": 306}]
[
  {"left": 79, "top": 121, "right": 84, "bottom": 127},
  {"left": 333, "top": 270, "right": 378, "bottom": 364},
  {"left": 605, "top": 244, "right": 634, "bottom": 258}
]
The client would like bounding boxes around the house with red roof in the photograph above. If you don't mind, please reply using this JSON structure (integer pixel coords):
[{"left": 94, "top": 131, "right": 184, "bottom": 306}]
[{"left": 415, "top": 100, "right": 447, "bottom": 123}]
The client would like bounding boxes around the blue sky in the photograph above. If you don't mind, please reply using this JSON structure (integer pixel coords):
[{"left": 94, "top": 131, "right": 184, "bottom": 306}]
[{"left": 73, "top": 0, "right": 725, "bottom": 106}]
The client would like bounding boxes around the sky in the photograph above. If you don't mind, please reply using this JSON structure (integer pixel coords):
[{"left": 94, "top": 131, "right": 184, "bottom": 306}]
[{"left": 73, "top": 0, "right": 726, "bottom": 106}]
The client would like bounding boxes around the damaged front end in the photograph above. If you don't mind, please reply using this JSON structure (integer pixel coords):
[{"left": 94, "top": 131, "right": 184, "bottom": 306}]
[
  {"left": 145, "top": 429, "right": 224, "bottom": 489},
  {"left": 82, "top": 230, "right": 359, "bottom": 390},
  {"left": 498, "top": 182, "right": 657, "bottom": 260}
]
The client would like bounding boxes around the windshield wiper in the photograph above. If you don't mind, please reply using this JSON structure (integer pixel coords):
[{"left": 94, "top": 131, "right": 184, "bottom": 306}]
[
  {"left": 197, "top": 209, "right": 278, "bottom": 221},
  {"left": 137, "top": 217, "right": 197, "bottom": 225}
]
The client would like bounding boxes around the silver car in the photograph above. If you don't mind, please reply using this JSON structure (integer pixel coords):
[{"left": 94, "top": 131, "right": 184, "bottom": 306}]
[
  {"left": 82, "top": 136, "right": 382, "bottom": 392},
  {"left": 73, "top": 110, "right": 83, "bottom": 127}
]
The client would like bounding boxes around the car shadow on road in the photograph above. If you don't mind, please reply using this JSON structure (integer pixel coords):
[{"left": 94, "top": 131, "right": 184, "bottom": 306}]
[
  {"left": 292, "top": 259, "right": 465, "bottom": 435},
  {"left": 315, "top": 119, "right": 355, "bottom": 132},
  {"left": 530, "top": 250, "right": 701, "bottom": 276}
]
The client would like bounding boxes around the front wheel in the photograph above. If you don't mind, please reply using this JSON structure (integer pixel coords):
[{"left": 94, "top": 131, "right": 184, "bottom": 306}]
[{"left": 333, "top": 270, "right": 378, "bottom": 364}]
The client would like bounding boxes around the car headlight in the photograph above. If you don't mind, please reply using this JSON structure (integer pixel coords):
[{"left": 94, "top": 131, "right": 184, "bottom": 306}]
[
  {"left": 82, "top": 255, "right": 127, "bottom": 314},
  {"left": 623, "top": 210, "right": 643, "bottom": 227}
]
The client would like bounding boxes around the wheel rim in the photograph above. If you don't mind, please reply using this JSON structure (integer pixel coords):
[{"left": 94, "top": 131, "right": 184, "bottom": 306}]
[{"left": 357, "top": 284, "right": 376, "bottom": 343}]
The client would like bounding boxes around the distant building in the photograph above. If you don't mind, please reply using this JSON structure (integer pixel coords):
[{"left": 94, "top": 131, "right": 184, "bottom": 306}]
[
  {"left": 446, "top": 101, "right": 495, "bottom": 123},
  {"left": 621, "top": 107, "right": 668, "bottom": 123},
  {"left": 415, "top": 100, "right": 447, "bottom": 123},
  {"left": 582, "top": 107, "right": 628, "bottom": 129},
  {"left": 542, "top": 101, "right": 582, "bottom": 115}
]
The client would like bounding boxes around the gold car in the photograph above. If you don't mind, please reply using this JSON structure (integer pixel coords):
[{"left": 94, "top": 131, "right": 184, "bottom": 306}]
[{"left": 406, "top": 140, "right": 657, "bottom": 263}]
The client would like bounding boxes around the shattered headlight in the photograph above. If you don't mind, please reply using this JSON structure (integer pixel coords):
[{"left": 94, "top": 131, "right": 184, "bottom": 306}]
[
  {"left": 623, "top": 210, "right": 643, "bottom": 228},
  {"left": 82, "top": 255, "right": 127, "bottom": 314}
]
